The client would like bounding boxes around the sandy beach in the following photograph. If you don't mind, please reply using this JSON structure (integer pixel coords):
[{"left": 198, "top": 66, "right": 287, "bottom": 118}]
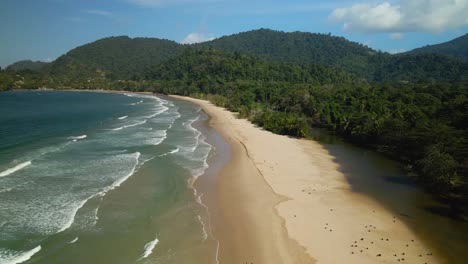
[{"left": 173, "top": 95, "right": 441, "bottom": 264}]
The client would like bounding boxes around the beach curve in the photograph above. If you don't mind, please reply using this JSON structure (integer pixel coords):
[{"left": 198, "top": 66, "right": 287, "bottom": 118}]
[{"left": 172, "top": 95, "right": 441, "bottom": 264}]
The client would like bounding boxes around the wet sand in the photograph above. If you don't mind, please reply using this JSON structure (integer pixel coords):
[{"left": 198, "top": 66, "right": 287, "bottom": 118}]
[{"left": 173, "top": 95, "right": 441, "bottom": 264}]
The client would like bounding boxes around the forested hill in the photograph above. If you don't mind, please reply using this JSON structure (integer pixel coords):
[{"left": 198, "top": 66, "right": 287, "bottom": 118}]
[
  {"left": 198, "top": 29, "right": 375, "bottom": 77},
  {"left": 408, "top": 33, "right": 468, "bottom": 61},
  {"left": 47, "top": 36, "right": 183, "bottom": 80},
  {"left": 199, "top": 29, "right": 468, "bottom": 82},
  {"left": 39, "top": 29, "right": 467, "bottom": 82},
  {"left": 145, "top": 48, "right": 356, "bottom": 86},
  {"left": 6, "top": 60, "right": 49, "bottom": 72}
]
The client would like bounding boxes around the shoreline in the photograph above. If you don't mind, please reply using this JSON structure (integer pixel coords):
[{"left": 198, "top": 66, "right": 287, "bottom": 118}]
[
  {"left": 173, "top": 95, "right": 441, "bottom": 264},
  {"left": 8, "top": 89, "right": 444, "bottom": 262}
]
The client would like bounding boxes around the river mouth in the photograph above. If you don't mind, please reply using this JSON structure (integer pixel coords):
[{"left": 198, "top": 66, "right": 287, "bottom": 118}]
[{"left": 311, "top": 128, "right": 468, "bottom": 264}]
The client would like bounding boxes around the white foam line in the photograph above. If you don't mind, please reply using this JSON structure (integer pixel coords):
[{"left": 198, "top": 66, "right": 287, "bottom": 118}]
[
  {"left": 109, "top": 152, "right": 140, "bottom": 189},
  {"left": 145, "top": 106, "right": 169, "bottom": 119},
  {"left": 0, "top": 161, "right": 32, "bottom": 177},
  {"left": 111, "top": 120, "right": 147, "bottom": 131},
  {"left": 118, "top": 115, "right": 128, "bottom": 120},
  {"left": 137, "top": 238, "right": 159, "bottom": 261},
  {"left": 197, "top": 215, "right": 208, "bottom": 241},
  {"left": 158, "top": 148, "right": 180, "bottom": 157},
  {"left": 194, "top": 193, "right": 220, "bottom": 264},
  {"left": 58, "top": 152, "right": 141, "bottom": 234},
  {"left": 68, "top": 237, "right": 79, "bottom": 244},
  {"left": 58, "top": 198, "right": 90, "bottom": 233},
  {"left": 185, "top": 116, "right": 219, "bottom": 263},
  {"left": 69, "top": 135, "right": 87, "bottom": 142},
  {"left": 2, "top": 245, "right": 41, "bottom": 264},
  {"left": 93, "top": 206, "right": 100, "bottom": 222}
]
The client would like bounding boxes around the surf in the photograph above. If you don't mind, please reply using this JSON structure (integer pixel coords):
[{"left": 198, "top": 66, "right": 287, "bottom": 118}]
[
  {"left": 137, "top": 237, "right": 159, "bottom": 261},
  {"left": 0, "top": 161, "right": 32, "bottom": 177},
  {"left": 69, "top": 135, "right": 87, "bottom": 142},
  {"left": 0, "top": 245, "right": 42, "bottom": 264},
  {"left": 111, "top": 120, "right": 147, "bottom": 131}
]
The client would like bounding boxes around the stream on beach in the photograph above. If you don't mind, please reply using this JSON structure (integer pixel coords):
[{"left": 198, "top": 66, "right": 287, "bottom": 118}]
[{"left": 311, "top": 129, "right": 468, "bottom": 264}]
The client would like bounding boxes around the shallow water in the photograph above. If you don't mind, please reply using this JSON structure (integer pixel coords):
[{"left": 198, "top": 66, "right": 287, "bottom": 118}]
[
  {"left": 0, "top": 91, "right": 218, "bottom": 264},
  {"left": 311, "top": 129, "right": 468, "bottom": 264}
]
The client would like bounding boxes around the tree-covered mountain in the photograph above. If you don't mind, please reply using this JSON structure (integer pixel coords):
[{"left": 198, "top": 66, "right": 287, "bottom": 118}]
[
  {"left": 199, "top": 29, "right": 468, "bottom": 82},
  {"left": 6, "top": 60, "right": 49, "bottom": 72},
  {"left": 34, "top": 29, "right": 467, "bottom": 83},
  {"left": 47, "top": 36, "right": 183, "bottom": 80},
  {"left": 408, "top": 33, "right": 468, "bottom": 61},
  {"left": 145, "top": 48, "right": 356, "bottom": 86},
  {"left": 198, "top": 29, "right": 375, "bottom": 77}
]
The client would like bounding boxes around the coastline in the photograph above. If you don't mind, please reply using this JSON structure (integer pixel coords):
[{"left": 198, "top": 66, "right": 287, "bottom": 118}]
[{"left": 173, "top": 95, "right": 441, "bottom": 264}]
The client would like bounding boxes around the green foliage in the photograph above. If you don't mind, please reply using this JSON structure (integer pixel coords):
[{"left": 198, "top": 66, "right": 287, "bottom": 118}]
[
  {"left": 6, "top": 60, "right": 49, "bottom": 72},
  {"left": 11, "top": 29, "right": 465, "bottom": 83},
  {"left": 47, "top": 36, "right": 183, "bottom": 80},
  {"left": 145, "top": 48, "right": 355, "bottom": 86},
  {"left": 409, "top": 33, "right": 468, "bottom": 61},
  {"left": 416, "top": 144, "right": 459, "bottom": 189},
  {"left": 200, "top": 29, "right": 468, "bottom": 82}
]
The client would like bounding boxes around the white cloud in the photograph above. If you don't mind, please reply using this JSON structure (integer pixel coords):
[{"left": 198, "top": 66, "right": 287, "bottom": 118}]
[
  {"left": 330, "top": 0, "right": 468, "bottom": 33},
  {"left": 389, "top": 32, "right": 403, "bottom": 40},
  {"left": 181, "top": 32, "right": 215, "bottom": 44},
  {"left": 84, "top": 10, "right": 113, "bottom": 17}
]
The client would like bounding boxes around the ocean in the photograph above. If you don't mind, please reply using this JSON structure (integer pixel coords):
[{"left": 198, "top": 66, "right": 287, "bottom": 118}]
[{"left": 0, "top": 91, "right": 219, "bottom": 263}]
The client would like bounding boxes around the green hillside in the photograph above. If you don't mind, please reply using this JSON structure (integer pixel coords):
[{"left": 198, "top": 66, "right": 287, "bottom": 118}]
[
  {"left": 47, "top": 36, "right": 183, "bottom": 80},
  {"left": 30, "top": 29, "right": 467, "bottom": 83},
  {"left": 199, "top": 29, "right": 375, "bottom": 77},
  {"left": 200, "top": 29, "right": 467, "bottom": 82},
  {"left": 409, "top": 33, "right": 468, "bottom": 61},
  {"left": 6, "top": 60, "right": 49, "bottom": 72}
]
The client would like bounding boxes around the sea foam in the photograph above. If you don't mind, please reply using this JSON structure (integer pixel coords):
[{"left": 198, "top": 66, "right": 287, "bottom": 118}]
[
  {"left": 57, "top": 198, "right": 91, "bottom": 233},
  {"left": 145, "top": 106, "right": 169, "bottom": 119},
  {"left": 0, "top": 161, "right": 32, "bottom": 177},
  {"left": 118, "top": 115, "right": 128, "bottom": 120},
  {"left": 138, "top": 238, "right": 159, "bottom": 261},
  {"left": 159, "top": 148, "right": 180, "bottom": 157},
  {"left": 57, "top": 152, "right": 141, "bottom": 234},
  {"left": 0, "top": 245, "right": 41, "bottom": 264},
  {"left": 100, "top": 152, "right": 141, "bottom": 195},
  {"left": 112, "top": 120, "right": 147, "bottom": 131},
  {"left": 69, "top": 135, "right": 87, "bottom": 142}
]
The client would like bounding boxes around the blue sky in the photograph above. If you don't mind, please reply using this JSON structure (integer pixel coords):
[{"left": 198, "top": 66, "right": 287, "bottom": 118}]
[{"left": 1, "top": 0, "right": 467, "bottom": 68}]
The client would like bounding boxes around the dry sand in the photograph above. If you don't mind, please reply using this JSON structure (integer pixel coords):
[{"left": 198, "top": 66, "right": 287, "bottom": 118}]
[{"left": 172, "top": 96, "right": 440, "bottom": 264}]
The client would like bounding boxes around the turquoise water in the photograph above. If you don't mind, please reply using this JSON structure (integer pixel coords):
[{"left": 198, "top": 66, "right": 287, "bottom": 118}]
[{"left": 0, "top": 91, "right": 218, "bottom": 263}]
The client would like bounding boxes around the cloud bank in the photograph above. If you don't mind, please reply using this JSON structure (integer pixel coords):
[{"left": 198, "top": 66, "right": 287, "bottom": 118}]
[
  {"left": 330, "top": 0, "right": 468, "bottom": 33},
  {"left": 181, "top": 32, "right": 215, "bottom": 44}
]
